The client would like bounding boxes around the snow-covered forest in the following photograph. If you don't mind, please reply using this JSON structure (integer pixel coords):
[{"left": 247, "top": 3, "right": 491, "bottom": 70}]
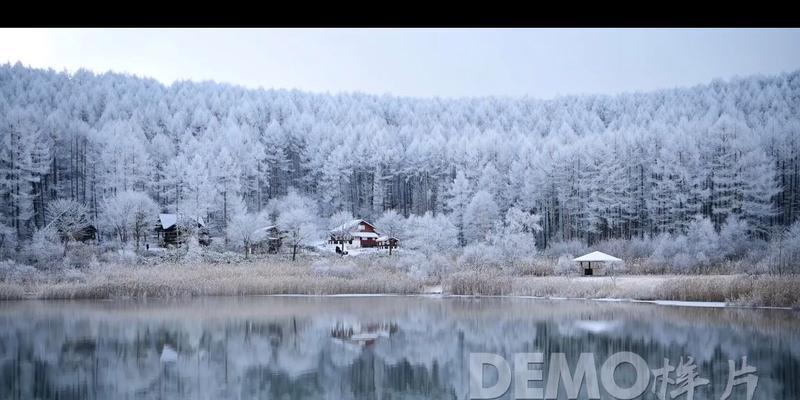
[{"left": 2, "top": 63, "right": 800, "bottom": 273}]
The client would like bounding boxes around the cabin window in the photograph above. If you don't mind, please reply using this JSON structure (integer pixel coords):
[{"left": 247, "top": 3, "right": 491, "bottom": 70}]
[{"left": 359, "top": 224, "right": 366, "bottom": 230}]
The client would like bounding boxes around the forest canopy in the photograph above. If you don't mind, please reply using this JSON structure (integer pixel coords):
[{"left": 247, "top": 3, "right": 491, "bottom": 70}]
[{"left": 1, "top": 63, "right": 798, "bottom": 251}]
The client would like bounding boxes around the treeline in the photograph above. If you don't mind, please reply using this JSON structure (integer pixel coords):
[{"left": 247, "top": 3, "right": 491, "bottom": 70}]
[{"left": 1, "top": 63, "right": 799, "bottom": 250}]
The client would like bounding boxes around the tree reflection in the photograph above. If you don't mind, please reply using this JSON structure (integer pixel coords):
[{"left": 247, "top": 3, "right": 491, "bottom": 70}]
[{"left": 0, "top": 297, "right": 798, "bottom": 399}]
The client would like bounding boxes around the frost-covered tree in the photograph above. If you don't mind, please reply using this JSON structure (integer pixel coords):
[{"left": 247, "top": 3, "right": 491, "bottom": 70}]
[
  {"left": 0, "top": 106, "right": 50, "bottom": 243},
  {"left": 405, "top": 212, "right": 458, "bottom": 256},
  {"left": 718, "top": 216, "right": 752, "bottom": 261},
  {"left": 462, "top": 190, "right": 499, "bottom": 244},
  {"left": 264, "top": 189, "right": 319, "bottom": 224},
  {"left": 376, "top": 209, "right": 405, "bottom": 239},
  {"left": 96, "top": 120, "right": 151, "bottom": 194},
  {"left": 267, "top": 191, "right": 321, "bottom": 261},
  {"left": 226, "top": 197, "right": 266, "bottom": 258},
  {"left": 0, "top": 222, "right": 13, "bottom": 256},
  {"left": 277, "top": 207, "right": 320, "bottom": 261},
  {"left": 183, "top": 154, "right": 215, "bottom": 221},
  {"left": 496, "top": 207, "right": 542, "bottom": 267},
  {"left": 213, "top": 147, "right": 241, "bottom": 245},
  {"left": 44, "top": 199, "right": 90, "bottom": 256},
  {"left": 101, "top": 191, "right": 158, "bottom": 249},
  {"left": 684, "top": 216, "right": 721, "bottom": 272},
  {"left": 128, "top": 194, "right": 158, "bottom": 250},
  {"left": 328, "top": 210, "right": 355, "bottom": 231},
  {"left": 444, "top": 170, "right": 471, "bottom": 245},
  {"left": 737, "top": 143, "right": 779, "bottom": 234},
  {"left": 477, "top": 162, "right": 504, "bottom": 209},
  {"left": 376, "top": 209, "right": 405, "bottom": 255},
  {"left": 767, "top": 221, "right": 800, "bottom": 275}
]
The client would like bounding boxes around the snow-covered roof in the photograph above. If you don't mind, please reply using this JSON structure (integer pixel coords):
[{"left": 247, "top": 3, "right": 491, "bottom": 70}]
[
  {"left": 573, "top": 251, "right": 622, "bottom": 262},
  {"left": 351, "top": 231, "right": 379, "bottom": 238},
  {"left": 376, "top": 236, "right": 397, "bottom": 242},
  {"left": 252, "top": 225, "right": 281, "bottom": 242},
  {"left": 330, "top": 219, "right": 375, "bottom": 234},
  {"left": 159, "top": 214, "right": 177, "bottom": 229},
  {"left": 159, "top": 213, "right": 205, "bottom": 229}
]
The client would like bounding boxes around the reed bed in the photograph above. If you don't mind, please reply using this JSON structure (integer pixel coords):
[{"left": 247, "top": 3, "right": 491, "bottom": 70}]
[
  {"left": 446, "top": 272, "right": 800, "bottom": 308},
  {"left": 29, "top": 260, "right": 422, "bottom": 300},
  {"left": 2, "top": 258, "right": 798, "bottom": 308}
]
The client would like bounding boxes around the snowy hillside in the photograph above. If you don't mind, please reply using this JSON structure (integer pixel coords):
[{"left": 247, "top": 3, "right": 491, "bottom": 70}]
[{"left": 1, "top": 64, "right": 799, "bottom": 271}]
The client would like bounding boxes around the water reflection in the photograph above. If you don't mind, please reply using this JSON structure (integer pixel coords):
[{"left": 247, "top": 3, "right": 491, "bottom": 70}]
[{"left": 0, "top": 297, "right": 798, "bottom": 399}]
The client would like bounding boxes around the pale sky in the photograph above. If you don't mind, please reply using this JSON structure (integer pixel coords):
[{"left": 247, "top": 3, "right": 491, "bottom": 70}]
[{"left": 1, "top": 28, "right": 799, "bottom": 98}]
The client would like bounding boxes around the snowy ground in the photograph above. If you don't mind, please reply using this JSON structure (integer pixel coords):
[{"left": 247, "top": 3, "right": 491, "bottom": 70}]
[{"left": 311, "top": 241, "right": 398, "bottom": 257}]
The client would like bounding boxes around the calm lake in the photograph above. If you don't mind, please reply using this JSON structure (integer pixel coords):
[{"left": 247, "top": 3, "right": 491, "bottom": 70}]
[{"left": 0, "top": 296, "right": 798, "bottom": 399}]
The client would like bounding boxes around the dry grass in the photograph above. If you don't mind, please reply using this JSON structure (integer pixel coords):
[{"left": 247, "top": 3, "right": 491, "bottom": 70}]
[
  {"left": 3, "top": 257, "right": 799, "bottom": 308},
  {"left": 446, "top": 273, "right": 800, "bottom": 308},
  {"left": 26, "top": 259, "right": 422, "bottom": 300},
  {"left": 448, "top": 270, "right": 513, "bottom": 295},
  {"left": 0, "top": 283, "right": 25, "bottom": 300}
]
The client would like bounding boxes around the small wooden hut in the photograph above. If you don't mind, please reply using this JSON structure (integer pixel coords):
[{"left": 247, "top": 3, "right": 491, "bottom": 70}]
[{"left": 155, "top": 213, "right": 210, "bottom": 247}]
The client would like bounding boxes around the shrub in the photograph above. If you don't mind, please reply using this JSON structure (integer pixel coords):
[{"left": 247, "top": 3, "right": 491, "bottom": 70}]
[
  {"left": 64, "top": 243, "right": 99, "bottom": 269},
  {"left": 447, "top": 270, "right": 511, "bottom": 295},
  {"left": 0, "top": 283, "right": 24, "bottom": 300},
  {"left": 27, "top": 228, "right": 62, "bottom": 267},
  {"left": 510, "top": 258, "right": 553, "bottom": 277},
  {"left": 545, "top": 239, "right": 588, "bottom": 259},
  {"left": 554, "top": 254, "right": 577, "bottom": 276},
  {"left": 101, "top": 245, "right": 140, "bottom": 266},
  {"left": 458, "top": 243, "right": 503, "bottom": 269},
  {"left": 0, "top": 260, "right": 41, "bottom": 283},
  {"left": 393, "top": 251, "right": 455, "bottom": 282},
  {"left": 60, "top": 268, "right": 87, "bottom": 283}
]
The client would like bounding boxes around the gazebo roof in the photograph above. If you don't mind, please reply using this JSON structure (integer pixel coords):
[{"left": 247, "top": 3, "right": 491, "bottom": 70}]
[{"left": 573, "top": 251, "right": 622, "bottom": 262}]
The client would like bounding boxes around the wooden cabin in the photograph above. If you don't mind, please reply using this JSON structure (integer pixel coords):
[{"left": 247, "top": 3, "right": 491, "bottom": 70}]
[
  {"left": 155, "top": 213, "right": 210, "bottom": 247},
  {"left": 251, "top": 225, "right": 284, "bottom": 254},
  {"left": 72, "top": 225, "right": 97, "bottom": 242},
  {"left": 329, "top": 219, "right": 380, "bottom": 248}
]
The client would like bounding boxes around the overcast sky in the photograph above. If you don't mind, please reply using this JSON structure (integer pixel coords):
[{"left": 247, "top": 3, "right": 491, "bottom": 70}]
[{"left": 1, "top": 28, "right": 799, "bottom": 98}]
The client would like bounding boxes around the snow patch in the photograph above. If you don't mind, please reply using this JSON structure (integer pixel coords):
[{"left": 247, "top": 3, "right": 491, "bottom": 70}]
[{"left": 573, "top": 320, "right": 621, "bottom": 333}]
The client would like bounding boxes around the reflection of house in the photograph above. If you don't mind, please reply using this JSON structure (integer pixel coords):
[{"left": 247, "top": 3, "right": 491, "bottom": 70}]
[
  {"left": 155, "top": 213, "right": 210, "bottom": 247},
  {"left": 331, "top": 322, "right": 398, "bottom": 347},
  {"left": 329, "top": 219, "right": 380, "bottom": 248},
  {"left": 251, "top": 225, "right": 285, "bottom": 254}
]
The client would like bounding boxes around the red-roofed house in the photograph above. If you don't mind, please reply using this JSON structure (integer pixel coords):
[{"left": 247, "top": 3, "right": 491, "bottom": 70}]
[{"left": 329, "top": 219, "right": 380, "bottom": 248}]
